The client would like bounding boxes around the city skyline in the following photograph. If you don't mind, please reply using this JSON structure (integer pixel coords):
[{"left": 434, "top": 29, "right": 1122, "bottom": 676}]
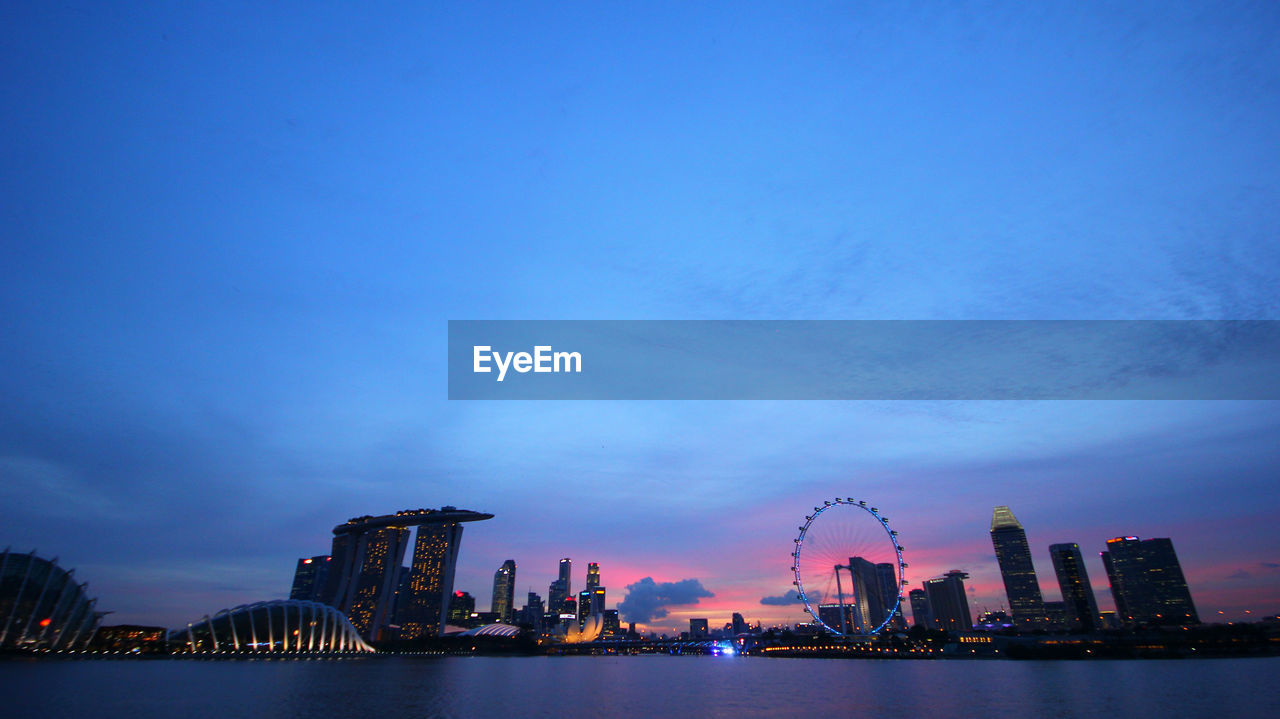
[
  {"left": 2, "top": 2, "right": 1278, "bottom": 637},
  {"left": 263, "top": 499, "right": 1247, "bottom": 637}
]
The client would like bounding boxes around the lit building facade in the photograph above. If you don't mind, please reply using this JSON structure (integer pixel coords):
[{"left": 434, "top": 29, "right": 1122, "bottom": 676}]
[
  {"left": 990, "top": 506, "right": 1046, "bottom": 629},
  {"left": 1101, "top": 536, "right": 1199, "bottom": 626},
  {"left": 909, "top": 588, "right": 935, "bottom": 629},
  {"left": 447, "top": 590, "right": 475, "bottom": 626},
  {"left": 319, "top": 507, "right": 493, "bottom": 641},
  {"left": 1049, "top": 542, "right": 1100, "bottom": 632},
  {"left": 548, "top": 558, "right": 571, "bottom": 614},
  {"left": 817, "top": 603, "right": 856, "bottom": 633},
  {"left": 876, "top": 561, "right": 907, "bottom": 630},
  {"left": 924, "top": 570, "right": 972, "bottom": 632},
  {"left": 344, "top": 526, "right": 410, "bottom": 639},
  {"left": 491, "top": 559, "right": 516, "bottom": 623},
  {"left": 602, "top": 609, "right": 620, "bottom": 637},
  {"left": 398, "top": 522, "right": 466, "bottom": 639},
  {"left": 288, "top": 555, "right": 331, "bottom": 602},
  {"left": 847, "top": 556, "right": 887, "bottom": 632}
]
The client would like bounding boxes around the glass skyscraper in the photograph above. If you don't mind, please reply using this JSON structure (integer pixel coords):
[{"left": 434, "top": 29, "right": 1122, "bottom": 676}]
[
  {"left": 923, "top": 570, "right": 972, "bottom": 632},
  {"left": 491, "top": 559, "right": 517, "bottom": 624},
  {"left": 548, "top": 557, "right": 571, "bottom": 615},
  {"left": 908, "top": 588, "right": 934, "bottom": 629},
  {"left": 990, "top": 506, "right": 1046, "bottom": 629},
  {"left": 1101, "top": 536, "right": 1199, "bottom": 626},
  {"left": 1049, "top": 542, "right": 1100, "bottom": 632},
  {"left": 288, "top": 555, "right": 331, "bottom": 601}
]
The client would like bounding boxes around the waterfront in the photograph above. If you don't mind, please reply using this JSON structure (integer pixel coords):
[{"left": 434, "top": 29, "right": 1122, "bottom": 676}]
[{"left": 3, "top": 655, "right": 1278, "bottom": 719}]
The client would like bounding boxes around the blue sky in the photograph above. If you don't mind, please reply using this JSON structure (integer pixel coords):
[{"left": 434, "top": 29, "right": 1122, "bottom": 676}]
[{"left": 2, "top": 2, "right": 1278, "bottom": 631}]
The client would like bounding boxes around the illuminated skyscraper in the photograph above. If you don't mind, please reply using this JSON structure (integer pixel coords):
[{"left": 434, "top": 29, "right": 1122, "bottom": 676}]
[
  {"left": 491, "top": 559, "right": 516, "bottom": 623},
  {"left": 876, "top": 562, "right": 907, "bottom": 630},
  {"left": 289, "top": 555, "right": 331, "bottom": 601},
  {"left": 1101, "top": 536, "right": 1199, "bottom": 626},
  {"left": 689, "top": 618, "right": 709, "bottom": 638},
  {"left": 577, "top": 587, "right": 606, "bottom": 623},
  {"left": 923, "top": 570, "right": 972, "bottom": 632},
  {"left": 447, "top": 591, "right": 475, "bottom": 626},
  {"left": 548, "top": 558, "right": 571, "bottom": 614},
  {"left": 602, "top": 609, "right": 620, "bottom": 637},
  {"left": 817, "top": 603, "right": 856, "bottom": 632},
  {"left": 320, "top": 508, "right": 492, "bottom": 640},
  {"left": 586, "top": 562, "right": 601, "bottom": 590},
  {"left": 1049, "top": 542, "right": 1100, "bottom": 632},
  {"left": 909, "top": 588, "right": 935, "bottom": 629},
  {"left": 398, "top": 521, "right": 466, "bottom": 638},
  {"left": 990, "top": 506, "right": 1046, "bottom": 629},
  {"left": 343, "top": 526, "right": 410, "bottom": 639},
  {"left": 847, "top": 557, "right": 887, "bottom": 632}
]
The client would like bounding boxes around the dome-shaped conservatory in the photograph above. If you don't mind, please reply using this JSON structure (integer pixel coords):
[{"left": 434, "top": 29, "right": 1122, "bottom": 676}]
[
  {"left": 0, "top": 549, "right": 102, "bottom": 651},
  {"left": 171, "top": 599, "right": 374, "bottom": 653}
]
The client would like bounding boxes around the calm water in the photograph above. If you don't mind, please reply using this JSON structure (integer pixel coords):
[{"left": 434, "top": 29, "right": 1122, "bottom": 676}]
[{"left": 3, "top": 655, "right": 1278, "bottom": 719}]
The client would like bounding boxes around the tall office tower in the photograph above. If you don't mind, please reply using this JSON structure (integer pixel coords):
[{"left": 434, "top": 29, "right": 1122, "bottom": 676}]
[
  {"left": 689, "top": 618, "right": 709, "bottom": 638},
  {"left": 876, "top": 562, "right": 907, "bottom": 630},
  {"left": 923, "top": 570, "right": 972, "bottom": 632},
  {"left": 602, "top": 609, "right": 621, "bottom": 637},
  {"left": 399, "top": 521, "right": 466, "bottom": 639},
  {"left": 491, "top": 560, "right": 517, "bottom": 623},
  {"left": 586, "top": 562, "right": 601, "bottom": 590},
  {"left": 289, "top": 555, "right": 331, "bottom": 601},
  {"left": 1049, "top": 542, "right": 1100, "bottom": 632},
  {"left": 818, "top": 604, "right": 857, "bottom": 632},
  {"left": 547, "top": 578, "right": 567, "bottom": 614},
  {"left": 847, "top": 557, "right": 888, "bottom": 631},
  {"left": 548, "top": 558, "right": 572, "bottom": 613},
  {"left": 990, "top": 506, "right": 1046, "bottom": 629},
  {"left": 1101, "top": 536, "right": 1199, "bottom": 626},
  {"left": 577, "top": 588, "right": 606, "bottom": 623},
  {"left": 909, "top": 588, "right": 935, "bottom": 629},
  {"left": 520, "top": 592, "right": 545, "bottom": 630},
  {"left": 447, "top": 591, "right": 475, "bottom": 626},
  {"left": 322, "top": 508, "right": 493, "bottom": 640},
  {"left": 731, "top": 612, "right": 747, "bottom": 635}
]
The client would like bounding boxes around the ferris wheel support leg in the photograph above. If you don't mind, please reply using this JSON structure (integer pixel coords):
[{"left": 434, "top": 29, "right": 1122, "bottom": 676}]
[{"left": 835, "top": 566, "right": 848, "bottom": 636}]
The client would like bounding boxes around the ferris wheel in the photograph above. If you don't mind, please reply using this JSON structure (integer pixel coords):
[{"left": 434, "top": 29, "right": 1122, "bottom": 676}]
[{"left": 791, "top": 498, "right": 907, "bottom": 635}]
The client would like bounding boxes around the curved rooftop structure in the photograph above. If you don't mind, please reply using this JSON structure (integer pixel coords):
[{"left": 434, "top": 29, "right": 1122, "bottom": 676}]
[
  {"left": 333, "top": 506, "right": 494, "bottom": 536},
  {"left": 0, "top": 549, "right": 102, "bottom": 651},
  {"left": 170, "top": 599, "right": 374, "bottom": 653},
  {"left": 460, "top": 623, "right": 522, "bottom": 638}
]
